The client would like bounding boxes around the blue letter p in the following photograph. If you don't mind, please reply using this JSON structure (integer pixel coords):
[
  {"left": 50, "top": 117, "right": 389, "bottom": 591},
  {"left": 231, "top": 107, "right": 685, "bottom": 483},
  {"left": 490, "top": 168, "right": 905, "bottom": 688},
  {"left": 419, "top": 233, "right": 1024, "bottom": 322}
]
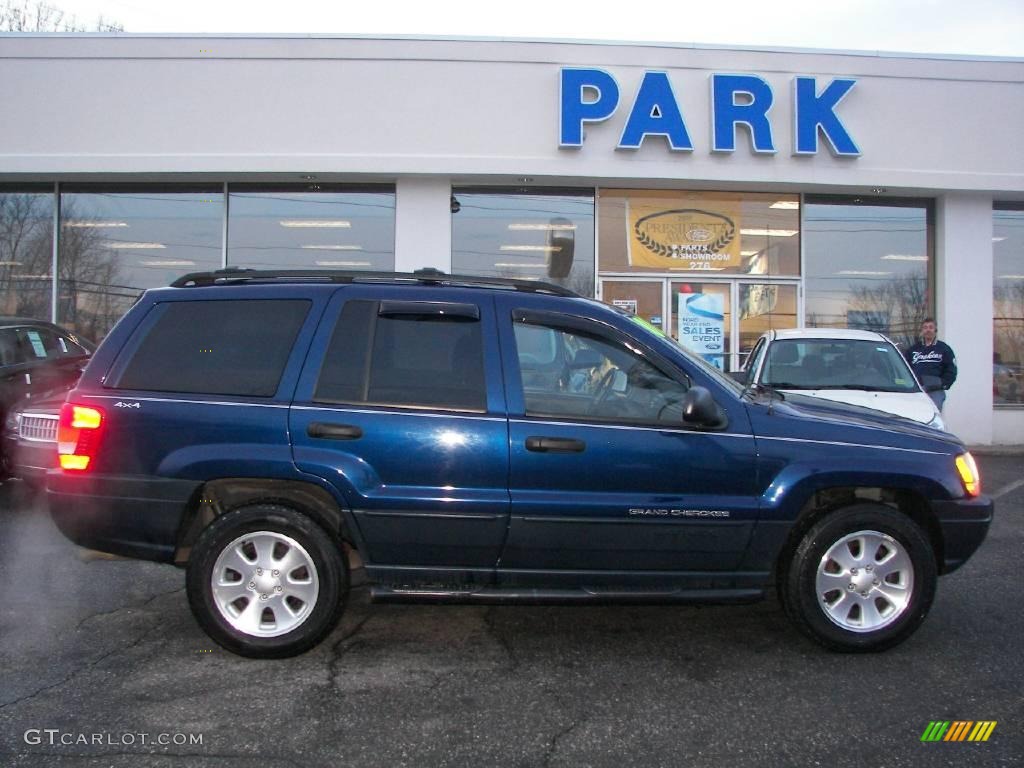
[{"left": 560, "top": 68, "right": 620, "bottom": 148}]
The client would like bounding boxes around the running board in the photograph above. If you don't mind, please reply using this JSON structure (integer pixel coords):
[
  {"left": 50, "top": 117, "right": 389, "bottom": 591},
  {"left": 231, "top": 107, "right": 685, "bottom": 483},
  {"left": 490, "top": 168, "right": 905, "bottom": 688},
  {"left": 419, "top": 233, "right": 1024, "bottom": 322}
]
[{"left": 370, "top": 586, "right": 764, "bottom": 605}]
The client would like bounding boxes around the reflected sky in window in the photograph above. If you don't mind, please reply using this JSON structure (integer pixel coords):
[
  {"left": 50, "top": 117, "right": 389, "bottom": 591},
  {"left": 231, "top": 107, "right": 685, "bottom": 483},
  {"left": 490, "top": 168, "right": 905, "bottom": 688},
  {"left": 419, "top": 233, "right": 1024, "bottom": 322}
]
[
  {"left": 58, "top": 187, "right": 222, "bottom": 340},
  {"left": 804, "top": 200, "right": 930, "bottom": 349},
  {"left": 228, "top": 186, "right": 395, "bottom": 271},
  {"left": 451, "top": 189, "right": 595, "bottom": 296}
]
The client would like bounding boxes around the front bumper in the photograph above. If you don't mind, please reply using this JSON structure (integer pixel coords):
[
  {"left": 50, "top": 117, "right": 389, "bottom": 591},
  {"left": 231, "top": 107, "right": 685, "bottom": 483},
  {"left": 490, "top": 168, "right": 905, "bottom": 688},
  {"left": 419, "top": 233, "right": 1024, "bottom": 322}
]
[
  {"left": 47, "top": 471, "right": 200, "bottom": 563},
  {"left": 4, "top": 434, "right": 55, "bottom": 486},
  {"left": 933, "top": 495, "right": 994, "bottom": 574}
]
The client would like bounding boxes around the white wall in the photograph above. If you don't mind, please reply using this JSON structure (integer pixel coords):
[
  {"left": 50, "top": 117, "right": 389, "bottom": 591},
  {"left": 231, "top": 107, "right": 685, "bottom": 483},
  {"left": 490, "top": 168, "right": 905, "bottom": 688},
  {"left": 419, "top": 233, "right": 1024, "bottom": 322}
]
[
  {"left": 394, "top": 178, "right": 453, "bottom": 273},
  {"left": 935, "top": 194, "right": 995, "bottom": 444}
]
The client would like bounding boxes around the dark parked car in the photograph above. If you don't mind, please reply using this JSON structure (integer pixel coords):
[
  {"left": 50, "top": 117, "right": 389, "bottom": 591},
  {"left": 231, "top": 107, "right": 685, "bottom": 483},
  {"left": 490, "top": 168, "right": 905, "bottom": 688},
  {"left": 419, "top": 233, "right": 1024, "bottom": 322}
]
[
  {"left": 4, "top": 393, "right": 63, "bottom": 488},
  {"left": 0, "top": 318, "right": 92, "bottom": 480},
  {"left": 47, "top": 270, "right": 992, "bottom": 658}
]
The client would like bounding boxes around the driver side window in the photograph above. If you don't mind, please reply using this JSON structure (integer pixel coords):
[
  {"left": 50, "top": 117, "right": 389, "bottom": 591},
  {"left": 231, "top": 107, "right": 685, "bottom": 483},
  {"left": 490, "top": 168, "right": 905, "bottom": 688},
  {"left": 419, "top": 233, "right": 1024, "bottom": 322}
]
[{"left": 512, "top": 320, "right": 689, "bottom": 423}]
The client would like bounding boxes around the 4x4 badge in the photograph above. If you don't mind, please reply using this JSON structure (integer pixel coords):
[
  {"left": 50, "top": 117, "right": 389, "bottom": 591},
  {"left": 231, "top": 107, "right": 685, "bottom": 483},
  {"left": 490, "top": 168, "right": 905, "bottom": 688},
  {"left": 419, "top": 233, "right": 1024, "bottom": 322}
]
[{"left": 114, "top": 401, "right": 141, "bottom": 409}]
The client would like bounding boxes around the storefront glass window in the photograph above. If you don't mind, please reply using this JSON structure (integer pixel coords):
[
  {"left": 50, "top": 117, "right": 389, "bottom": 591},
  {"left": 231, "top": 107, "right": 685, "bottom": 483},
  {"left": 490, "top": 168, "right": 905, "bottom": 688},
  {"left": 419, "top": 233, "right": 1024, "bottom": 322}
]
[
  {"left": 598, "top": 190, "right": 800, "bottom": 277},
  {"left": 994, "top": 203, "right": 1024, "bottom": 406},
  {"left": 228, "top": 185, "right": 395, "bottom": 271},
  {"left": 58, "top": 185, "right": 223, "bottom": 342},
  {"left": 804, "top": 197, "right": 932, "bottom": 350},
  {"left": 0, "top": 186, "right": 54, "bottom": 322},
  {"left": 451, "top": 188, "right": 595, "bottom": 296}
]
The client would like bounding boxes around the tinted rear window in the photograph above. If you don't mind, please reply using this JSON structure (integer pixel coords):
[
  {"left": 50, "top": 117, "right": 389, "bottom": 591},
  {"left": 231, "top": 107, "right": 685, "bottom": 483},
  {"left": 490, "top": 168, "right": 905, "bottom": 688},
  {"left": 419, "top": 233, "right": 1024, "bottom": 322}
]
[
  {"left": 115, "top": 299, "right": 310, "bottom": 397},
  {"left": 316, "top": 299, "right": 486, "bottom": 411}
]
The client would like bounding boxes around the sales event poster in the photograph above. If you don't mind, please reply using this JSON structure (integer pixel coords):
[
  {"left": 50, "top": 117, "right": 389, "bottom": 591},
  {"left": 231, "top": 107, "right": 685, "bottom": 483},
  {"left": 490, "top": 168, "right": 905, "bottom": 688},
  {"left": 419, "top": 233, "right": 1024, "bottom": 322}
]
[
  {"left": 677, "top": 291, "right": 725, "bottom": 369},
  {"left": 626, "top": 192, "right": 742, "bottom": 271}
]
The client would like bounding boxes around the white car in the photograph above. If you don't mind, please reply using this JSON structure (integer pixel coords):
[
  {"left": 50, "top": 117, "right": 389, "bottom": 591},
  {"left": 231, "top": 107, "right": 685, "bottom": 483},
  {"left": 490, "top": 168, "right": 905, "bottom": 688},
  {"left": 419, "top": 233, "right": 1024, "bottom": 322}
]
[{"left": 740, "top": 328, "right": 945, "bottom": 430}]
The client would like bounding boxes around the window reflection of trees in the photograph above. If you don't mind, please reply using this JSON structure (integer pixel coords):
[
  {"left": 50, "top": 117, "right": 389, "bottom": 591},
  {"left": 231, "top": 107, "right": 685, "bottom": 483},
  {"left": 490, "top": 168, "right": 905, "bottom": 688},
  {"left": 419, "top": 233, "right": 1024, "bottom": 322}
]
[
  {"left": 994, "top": 206, "right": 1024, "bottom": 405},
  {"left": 57, "top": 209, "right": 127, "bottom": 344},
  {"left": 804, "top": 200, "right": 931, "bottom": 349},
  {"left": 850, "top": 273, "right": 928, "bottom": 350},
  {"left": 0, "top": 193, "right": 133, "bottom": 342},
  {"left": 0, "top": 193, "right": 52, "bottom": 320},
  {"left": 995, "top": 281, "right": 1023, "bottom": 404}
]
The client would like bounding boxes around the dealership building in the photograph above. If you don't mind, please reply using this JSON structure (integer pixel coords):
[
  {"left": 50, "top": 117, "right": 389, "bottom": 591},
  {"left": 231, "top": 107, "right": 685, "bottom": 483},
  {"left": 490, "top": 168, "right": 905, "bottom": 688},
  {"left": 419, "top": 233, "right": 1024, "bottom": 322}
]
[{"left": 0, "top": 34, "right": 1022, "bottom": 444}]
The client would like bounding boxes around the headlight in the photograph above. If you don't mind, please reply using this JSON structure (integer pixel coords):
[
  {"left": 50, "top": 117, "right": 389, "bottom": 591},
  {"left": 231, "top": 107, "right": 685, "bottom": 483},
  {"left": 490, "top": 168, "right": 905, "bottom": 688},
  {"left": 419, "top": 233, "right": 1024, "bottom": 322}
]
[
  {"left": 955, "top": 452, "right": 981, "bottom": 497},
  {"left": 927, "top": 413, "right": 945, "bottom": 430}
]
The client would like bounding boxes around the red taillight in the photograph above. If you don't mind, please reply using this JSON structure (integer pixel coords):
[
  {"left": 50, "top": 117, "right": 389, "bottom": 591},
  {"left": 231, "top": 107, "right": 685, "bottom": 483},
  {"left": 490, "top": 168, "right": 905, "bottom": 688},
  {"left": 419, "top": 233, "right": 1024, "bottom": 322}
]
[{"left": 58, "top": 403, "right": 105, "bottom": 472}]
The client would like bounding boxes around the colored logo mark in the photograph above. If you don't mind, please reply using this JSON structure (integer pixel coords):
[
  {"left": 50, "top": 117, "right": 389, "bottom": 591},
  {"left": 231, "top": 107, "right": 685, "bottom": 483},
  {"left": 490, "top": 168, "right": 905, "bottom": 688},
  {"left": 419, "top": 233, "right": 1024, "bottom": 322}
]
[{"left": 921, "top": 721, "right": 997, "bottom": 742}]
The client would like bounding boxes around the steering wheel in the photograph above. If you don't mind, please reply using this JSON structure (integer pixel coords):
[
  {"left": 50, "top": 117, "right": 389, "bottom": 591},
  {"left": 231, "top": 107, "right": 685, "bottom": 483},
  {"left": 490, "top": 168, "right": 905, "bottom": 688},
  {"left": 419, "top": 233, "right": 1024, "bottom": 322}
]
[{"left": 588, "top": 368, "right": 619, "bottom": 415}]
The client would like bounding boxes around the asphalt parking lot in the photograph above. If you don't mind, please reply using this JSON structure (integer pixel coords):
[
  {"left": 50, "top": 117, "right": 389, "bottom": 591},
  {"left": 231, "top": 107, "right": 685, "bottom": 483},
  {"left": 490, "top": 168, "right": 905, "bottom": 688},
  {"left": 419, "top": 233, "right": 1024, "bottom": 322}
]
[{"left": 0, "top": 454, "right": 1021, "bottom": 768}]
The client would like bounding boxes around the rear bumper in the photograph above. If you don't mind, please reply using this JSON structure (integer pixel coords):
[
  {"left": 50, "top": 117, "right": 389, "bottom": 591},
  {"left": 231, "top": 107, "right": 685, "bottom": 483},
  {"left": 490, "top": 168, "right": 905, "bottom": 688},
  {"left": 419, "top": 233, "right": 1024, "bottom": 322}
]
[
  {"left": 933, "top": 495, "right": 994, "bottom": 574},
  {"left": 47, "top": 471, "right": 200, "bottom": 563}
]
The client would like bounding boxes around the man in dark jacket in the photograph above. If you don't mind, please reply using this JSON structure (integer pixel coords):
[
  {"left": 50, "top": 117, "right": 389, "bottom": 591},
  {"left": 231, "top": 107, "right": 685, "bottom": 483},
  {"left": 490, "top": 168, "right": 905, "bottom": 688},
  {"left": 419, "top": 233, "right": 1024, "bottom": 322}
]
[{"left": 905, "top": 317, "right": 957, "bottom": 411}]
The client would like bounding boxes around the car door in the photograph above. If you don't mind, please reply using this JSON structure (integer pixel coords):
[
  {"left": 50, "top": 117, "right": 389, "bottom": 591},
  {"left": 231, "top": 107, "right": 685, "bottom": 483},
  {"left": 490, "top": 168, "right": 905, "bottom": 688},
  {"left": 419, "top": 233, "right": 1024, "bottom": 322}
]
[
  {"left": 494, "top": 294, "right": 760, "bottom": 586},
  {"left": 289, "top": 286, "right": 510, "bottom": 580}
]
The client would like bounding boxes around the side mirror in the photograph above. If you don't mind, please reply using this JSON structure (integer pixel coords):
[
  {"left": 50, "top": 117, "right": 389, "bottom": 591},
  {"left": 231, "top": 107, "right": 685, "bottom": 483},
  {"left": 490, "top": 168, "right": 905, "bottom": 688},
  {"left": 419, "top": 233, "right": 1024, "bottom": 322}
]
[{"left": 681, "top": 386, "right": 727, "bottom": 428}]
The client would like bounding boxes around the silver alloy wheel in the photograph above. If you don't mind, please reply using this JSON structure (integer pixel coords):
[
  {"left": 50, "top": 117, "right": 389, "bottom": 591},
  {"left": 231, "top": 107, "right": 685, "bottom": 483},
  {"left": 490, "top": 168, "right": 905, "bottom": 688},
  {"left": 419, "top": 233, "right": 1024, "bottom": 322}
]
[
  {"left": 210, "top": 531, "right": 320, "bottom": 638},
  {"left": 815, "top": 529, "right": 915, "bottom": 633}
]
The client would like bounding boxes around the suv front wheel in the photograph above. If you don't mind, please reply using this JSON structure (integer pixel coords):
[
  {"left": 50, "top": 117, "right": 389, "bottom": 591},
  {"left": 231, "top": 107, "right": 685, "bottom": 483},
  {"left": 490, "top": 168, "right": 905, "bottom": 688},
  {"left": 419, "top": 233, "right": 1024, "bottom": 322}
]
[
  {"left": 186, "top": 504, "right": 349, "bottom": 658},
  {"left": 784, "top": 504, "right": 937, "bottom": 652}
]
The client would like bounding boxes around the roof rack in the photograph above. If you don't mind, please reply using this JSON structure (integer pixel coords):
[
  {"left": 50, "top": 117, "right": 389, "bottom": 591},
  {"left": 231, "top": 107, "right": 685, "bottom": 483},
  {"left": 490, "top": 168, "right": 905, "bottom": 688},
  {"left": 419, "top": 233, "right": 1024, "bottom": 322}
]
[{"left": 170, "top": 267, "right": 580, "bottom": 297}]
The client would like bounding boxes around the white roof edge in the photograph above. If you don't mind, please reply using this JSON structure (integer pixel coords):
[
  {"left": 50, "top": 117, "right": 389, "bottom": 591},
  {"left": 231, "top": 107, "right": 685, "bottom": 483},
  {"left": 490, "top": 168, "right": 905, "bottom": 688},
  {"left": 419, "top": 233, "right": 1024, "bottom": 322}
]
[
  {"left": 773, "top": 328, "right": 889, "bottom": 340},
  {"left": 1, "top": 32, "right": 1021, "bottom": 63}
]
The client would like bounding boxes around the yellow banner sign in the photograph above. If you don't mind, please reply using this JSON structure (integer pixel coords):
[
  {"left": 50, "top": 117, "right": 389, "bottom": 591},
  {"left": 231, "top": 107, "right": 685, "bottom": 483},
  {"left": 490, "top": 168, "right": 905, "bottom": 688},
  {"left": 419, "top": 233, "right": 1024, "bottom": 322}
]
[{"left": 628, "top": 198, "right": 741, "bottom": 271}]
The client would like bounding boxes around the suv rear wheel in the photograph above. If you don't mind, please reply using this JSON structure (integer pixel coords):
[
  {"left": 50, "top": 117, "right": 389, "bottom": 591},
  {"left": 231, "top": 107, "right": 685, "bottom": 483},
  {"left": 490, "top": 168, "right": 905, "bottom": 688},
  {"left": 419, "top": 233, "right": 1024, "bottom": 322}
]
[
  {"left": 186, "top": 504, "right": 348, "bottom": 658},
  {"left": 784, "top": 504, "right": 937, "bottom": 652}
]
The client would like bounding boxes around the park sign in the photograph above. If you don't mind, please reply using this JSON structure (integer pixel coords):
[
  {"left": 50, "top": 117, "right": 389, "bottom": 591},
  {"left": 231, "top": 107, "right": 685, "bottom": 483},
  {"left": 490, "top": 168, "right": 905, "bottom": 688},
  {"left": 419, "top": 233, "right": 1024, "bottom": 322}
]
[{"left": 559, "top": 68, "right": 860, "bottom": 157}]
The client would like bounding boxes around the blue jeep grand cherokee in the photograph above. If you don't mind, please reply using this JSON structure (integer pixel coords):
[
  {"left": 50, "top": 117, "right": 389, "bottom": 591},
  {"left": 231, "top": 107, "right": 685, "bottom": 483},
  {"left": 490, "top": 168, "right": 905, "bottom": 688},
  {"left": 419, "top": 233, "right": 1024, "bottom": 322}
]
[{"left": 48, "top": 270, "right": 993, "bottom": 657}]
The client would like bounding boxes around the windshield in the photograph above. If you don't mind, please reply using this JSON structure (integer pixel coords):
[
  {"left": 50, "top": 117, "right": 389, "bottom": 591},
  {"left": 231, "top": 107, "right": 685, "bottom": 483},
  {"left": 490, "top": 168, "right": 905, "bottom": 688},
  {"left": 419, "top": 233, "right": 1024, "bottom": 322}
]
[{"left": 760, "top": 338, "right": 920, "bottom": 393}]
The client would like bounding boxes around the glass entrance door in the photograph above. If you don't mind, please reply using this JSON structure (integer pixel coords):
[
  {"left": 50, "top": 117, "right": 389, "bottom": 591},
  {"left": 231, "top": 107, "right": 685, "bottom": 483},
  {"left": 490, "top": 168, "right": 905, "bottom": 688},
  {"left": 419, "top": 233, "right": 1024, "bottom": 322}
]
[
  {"left": 600, "top": 280, "right": 665, "bottom": 328},
  {"left": 600, "top": 278, "right": 800, "bottom": 371},
  {"left": 737, "top": 282, "right": 799, "bottom": 370}
]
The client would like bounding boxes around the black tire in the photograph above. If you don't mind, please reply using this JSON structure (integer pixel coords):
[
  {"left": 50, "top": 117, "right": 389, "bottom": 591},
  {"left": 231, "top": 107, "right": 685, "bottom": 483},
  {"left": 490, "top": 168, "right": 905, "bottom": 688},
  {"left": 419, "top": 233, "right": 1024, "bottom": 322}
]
[
  {"left": 783, "top": 504, "right": 937, "bottom": 652},
  {"left": 186, "top": 504, "right": 349, "bottom": 658}
]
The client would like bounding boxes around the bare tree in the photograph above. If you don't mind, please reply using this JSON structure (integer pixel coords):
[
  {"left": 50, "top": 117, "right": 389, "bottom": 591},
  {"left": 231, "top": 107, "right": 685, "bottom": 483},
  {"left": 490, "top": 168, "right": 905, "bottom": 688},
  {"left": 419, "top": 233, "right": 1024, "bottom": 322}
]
[
  {"left": 0, "top": 0, "right": 123, "bottom": 32},
  {"left": 995, "top": 281, "right": 1024, "bottom": 401},
  {"left": 850, "top": 273, "right": 929, "bottom": 349},
  {"left": 0, "top": 192, "right": 128, "bottom": 340},
  {"left": 0, "top": 193, "right": 52, "bottom": 317},
  {"left": 54, "top": 207, "right": 125, "bottom": 341}
]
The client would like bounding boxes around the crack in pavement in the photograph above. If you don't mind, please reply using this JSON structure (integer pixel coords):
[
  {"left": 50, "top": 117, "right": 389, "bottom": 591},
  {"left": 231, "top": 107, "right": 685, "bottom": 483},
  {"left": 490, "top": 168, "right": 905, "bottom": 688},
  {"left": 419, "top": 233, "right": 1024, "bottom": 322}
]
[
  {"left": 75, "top": 586, "right": 186, "bottom": 631},
  {"left": 483, "top": 605, "right": 520, "bottom": 672},
  {"left": 0, "top": 621, "right": 165, "bottom": 713},
  {"left": 326, "top": 613, "right": 372, "bottom": 690},
  {"left": 540, "top": 719, "right": 582, "bottom": 768}
]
